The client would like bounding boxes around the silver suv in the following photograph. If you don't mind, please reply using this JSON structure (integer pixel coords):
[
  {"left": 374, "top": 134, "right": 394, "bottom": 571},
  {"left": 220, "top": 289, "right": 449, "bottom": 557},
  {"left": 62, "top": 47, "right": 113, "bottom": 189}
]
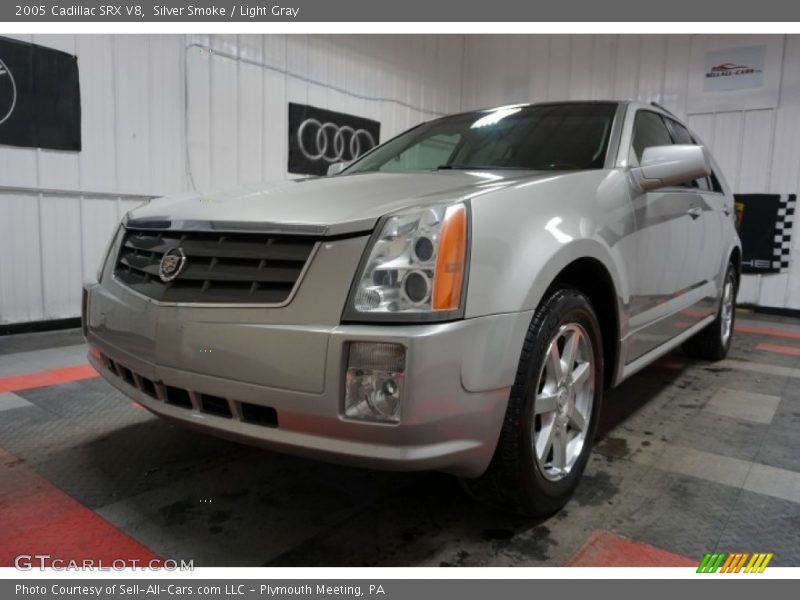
[{"left": 83, "top": 101, "right": 741, "bottom": 515}]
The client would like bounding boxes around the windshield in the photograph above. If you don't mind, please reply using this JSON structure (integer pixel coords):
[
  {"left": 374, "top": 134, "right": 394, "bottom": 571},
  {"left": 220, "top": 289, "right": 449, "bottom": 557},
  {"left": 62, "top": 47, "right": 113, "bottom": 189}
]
[{"left": 345, "top": 102, "right": 618, "bottom": 174}]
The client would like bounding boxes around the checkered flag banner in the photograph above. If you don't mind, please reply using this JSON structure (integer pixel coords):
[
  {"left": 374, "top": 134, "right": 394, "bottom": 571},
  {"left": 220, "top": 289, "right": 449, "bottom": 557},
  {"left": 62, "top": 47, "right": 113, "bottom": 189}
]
[
  {"left": 774, "top": 195, "right": 796, "bottom": 271},
  {"left": 735, "top": 193, "right": 796, "bottom": 274}
]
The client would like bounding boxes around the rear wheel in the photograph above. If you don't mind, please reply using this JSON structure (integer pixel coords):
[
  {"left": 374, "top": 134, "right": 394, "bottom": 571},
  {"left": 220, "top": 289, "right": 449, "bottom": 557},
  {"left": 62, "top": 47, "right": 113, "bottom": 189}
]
[
  {"left": 682, "top": 263, "right": 737, "bottom": 361},
  {"left": 461, "top": 287, "right": 604, "bottom": 516}
]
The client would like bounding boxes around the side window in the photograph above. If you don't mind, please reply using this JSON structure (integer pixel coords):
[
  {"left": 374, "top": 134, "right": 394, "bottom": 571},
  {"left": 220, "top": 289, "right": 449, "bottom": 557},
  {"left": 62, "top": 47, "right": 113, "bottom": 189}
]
[
  {"left": 695, "top": 177, "right": 711, "bottom": 191},
  {"left": 665, "top": 118, "right": 721, "bottom": 192},
  {"left": 709, "top": 172, "right": 724, "bottom": 193},
  {"left": 665, "top": 119, "right": 694, "bottom": 145},
  {"left": 632, "top": 111, "right": 673, "bottom": 163}
]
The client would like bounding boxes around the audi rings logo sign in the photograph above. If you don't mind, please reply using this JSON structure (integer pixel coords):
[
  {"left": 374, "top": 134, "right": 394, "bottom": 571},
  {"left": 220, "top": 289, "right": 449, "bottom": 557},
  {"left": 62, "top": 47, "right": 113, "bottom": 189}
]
[
  {"left": 288, "top": 103, "right": 380, "bottom": 176},
  {"left": 297, "top": 119, "right": 376, "bottom": 164},
  {"left": 0, "top": 58, "right": 16, "bottom": 127}
]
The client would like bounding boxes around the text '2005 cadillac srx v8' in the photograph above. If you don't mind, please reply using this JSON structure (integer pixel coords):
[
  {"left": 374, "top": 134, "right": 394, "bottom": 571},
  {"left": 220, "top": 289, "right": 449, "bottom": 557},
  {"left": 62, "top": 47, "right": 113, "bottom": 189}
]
[{"left": 83, "top": 101, "right": 741, "bottom": 515}]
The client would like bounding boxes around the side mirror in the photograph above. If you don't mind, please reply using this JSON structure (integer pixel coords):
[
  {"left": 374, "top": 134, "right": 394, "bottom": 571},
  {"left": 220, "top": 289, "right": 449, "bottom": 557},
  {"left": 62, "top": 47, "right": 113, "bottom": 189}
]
[
  {"left": 633, "top": 144, "right": 710, "bottom": 191},
  {"left": 327, "top": 162, "right": 348, "bottom": 176}
]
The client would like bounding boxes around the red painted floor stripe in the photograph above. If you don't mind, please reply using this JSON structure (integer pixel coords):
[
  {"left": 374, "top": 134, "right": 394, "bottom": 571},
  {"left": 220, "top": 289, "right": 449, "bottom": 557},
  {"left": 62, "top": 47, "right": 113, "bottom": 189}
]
[
  {"left": 567, "top": 530, "right": 696, "bottom": 567},
  {"left": 735, "top": 323, "right": 800, "bottom": 340},
  {"left": 0, "top": 364, "right": 98, "bottom": 393},
  {"left": 0, "top": 447, "right": 159, "bottom": 567},
  {"left": 755, "top": 342, "right": 800, "bottom": 357}
]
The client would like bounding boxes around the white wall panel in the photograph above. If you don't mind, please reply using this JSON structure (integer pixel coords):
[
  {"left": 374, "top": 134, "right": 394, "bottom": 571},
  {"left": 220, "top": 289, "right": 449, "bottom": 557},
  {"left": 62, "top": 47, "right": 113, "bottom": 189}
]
[
  {"left": 80, "top": 198, "right": 121, "bottom": 282},
  {"left": 662, "top": 35, "right": 692, "bottom": 119},
  {"left": 149, "top": 35, "right": 185, "bottom": 194},
  {"left": 40, "top": 195, "right": 83, "bottom": 318},
  {"left": 209, "top": 42, "right": 239, "bottom": 189},
  {"left": 712, "top": 112, "right": 745, "bottom": 189},
  {"left": 637, "top": 36, "right": 668, "bottom": 105},
  {"left": 613, "top": 36, "right": 641, "bottom": 101},
  {"left": 0, "top": 193, "right": 43, "bottom": 324},
  {"left": 739, "top": 110, "right": 774, "bottom": 193},
  {"left": 185, "top": 44, "right": 212, "bottom": 190},
  {"left": 5, "top": 33, "right": 800, "bottom": 325},
  {"left": 568, "top": 36, "right": 593, "bottom": 101},
  {"left": 76, "top": 35, "right": 117, "bottom": 193},
  {"left": 114, "top": 36, "right": 152, "bottom": 194},
  {"left": 547, "top": 36, "right": 571, "bottom": 101},
  {"left": 589, "top": 36, "right": 616, "bottom": 101},
  {"left": 1, "top": 34, "right": 465, "bottom": 324}
]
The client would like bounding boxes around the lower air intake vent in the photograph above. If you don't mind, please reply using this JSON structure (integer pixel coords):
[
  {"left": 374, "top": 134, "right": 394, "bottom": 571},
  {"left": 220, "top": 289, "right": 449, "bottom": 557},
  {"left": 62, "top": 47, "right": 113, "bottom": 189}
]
[{"left": 240, "top": 402, "right": 279, "bottom": 428}]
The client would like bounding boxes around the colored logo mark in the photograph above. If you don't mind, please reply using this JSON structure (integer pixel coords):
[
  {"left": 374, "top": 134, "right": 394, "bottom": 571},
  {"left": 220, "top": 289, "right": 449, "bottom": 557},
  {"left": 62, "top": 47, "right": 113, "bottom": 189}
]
[{"left": 697, "top": 552, "right": 773, "bottom": 573}]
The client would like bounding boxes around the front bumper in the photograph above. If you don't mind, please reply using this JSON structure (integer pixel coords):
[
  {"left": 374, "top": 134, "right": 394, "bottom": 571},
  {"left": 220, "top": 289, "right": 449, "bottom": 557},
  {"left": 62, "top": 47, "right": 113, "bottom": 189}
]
[{"left": 83, "top": 275, "right": 528, "bottom": 477}]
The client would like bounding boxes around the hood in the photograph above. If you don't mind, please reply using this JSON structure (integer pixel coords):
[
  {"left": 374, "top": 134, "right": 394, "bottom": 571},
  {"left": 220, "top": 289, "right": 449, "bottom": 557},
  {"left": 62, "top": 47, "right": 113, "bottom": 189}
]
[{"left": 127, "top": 170, "right": 564, "bottom": 236}]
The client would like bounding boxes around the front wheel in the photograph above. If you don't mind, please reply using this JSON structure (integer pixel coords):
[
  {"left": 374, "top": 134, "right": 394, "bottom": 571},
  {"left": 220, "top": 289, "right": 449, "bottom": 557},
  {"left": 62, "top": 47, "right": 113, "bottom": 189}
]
[
  {"left": 682, "top": 263, "right": 738, "bottom": 361},
  {"left": 461, "top": 287, "right": 604, "bottom": 516}
]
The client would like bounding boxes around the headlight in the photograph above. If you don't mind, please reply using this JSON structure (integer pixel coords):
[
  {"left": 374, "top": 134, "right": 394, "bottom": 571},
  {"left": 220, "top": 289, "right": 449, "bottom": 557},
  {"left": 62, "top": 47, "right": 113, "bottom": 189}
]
[{"left": 344, "top": 202, "right": 469, "bottom": 322}]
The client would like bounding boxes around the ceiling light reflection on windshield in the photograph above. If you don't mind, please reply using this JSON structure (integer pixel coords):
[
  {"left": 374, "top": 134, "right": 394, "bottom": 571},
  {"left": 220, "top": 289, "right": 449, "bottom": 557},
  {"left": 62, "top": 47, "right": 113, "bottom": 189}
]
[{"left": 470, "top": 107, "right": 522, "bottom": 129}]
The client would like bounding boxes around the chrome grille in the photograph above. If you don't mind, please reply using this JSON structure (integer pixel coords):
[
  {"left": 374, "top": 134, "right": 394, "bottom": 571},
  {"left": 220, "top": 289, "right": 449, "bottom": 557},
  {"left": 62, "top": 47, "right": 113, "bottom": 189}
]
[{"left": 114, "top": 228, "right": 316, "bottom": 304}]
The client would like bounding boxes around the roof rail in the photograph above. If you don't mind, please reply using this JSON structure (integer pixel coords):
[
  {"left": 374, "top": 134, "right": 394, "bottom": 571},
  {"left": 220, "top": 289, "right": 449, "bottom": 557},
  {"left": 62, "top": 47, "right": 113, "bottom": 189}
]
[{"left": 650, "top": 101, "right": 676, "bottom": 117}]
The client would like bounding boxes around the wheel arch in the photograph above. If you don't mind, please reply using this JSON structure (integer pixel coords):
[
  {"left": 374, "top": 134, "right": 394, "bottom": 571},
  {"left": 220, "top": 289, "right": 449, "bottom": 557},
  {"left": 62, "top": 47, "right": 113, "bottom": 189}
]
[{"left": 547, "top": 256, "right": 620, "bottom": 390}]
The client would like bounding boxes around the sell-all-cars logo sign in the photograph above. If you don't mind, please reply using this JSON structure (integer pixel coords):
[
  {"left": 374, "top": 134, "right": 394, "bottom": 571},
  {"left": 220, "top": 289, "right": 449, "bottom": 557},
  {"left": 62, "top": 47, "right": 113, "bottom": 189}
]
[
  {"left": 706, "top": 62, "right": 763, "bottom": 79},
  {"left": 702, "top": 45, "right": 766, "bottom": 93},
  {"left": 0, "top": 58, "right": 17, "bottom": 126},
  {"left": 288, "top": 103, "right": 381, "bottom": 176}
]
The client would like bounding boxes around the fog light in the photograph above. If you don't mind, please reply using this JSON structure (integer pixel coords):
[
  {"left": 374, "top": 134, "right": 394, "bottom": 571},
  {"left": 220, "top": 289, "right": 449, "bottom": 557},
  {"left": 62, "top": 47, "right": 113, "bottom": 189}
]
[{"left": 345, "top": 342, "right": 405, "bottom": 423}]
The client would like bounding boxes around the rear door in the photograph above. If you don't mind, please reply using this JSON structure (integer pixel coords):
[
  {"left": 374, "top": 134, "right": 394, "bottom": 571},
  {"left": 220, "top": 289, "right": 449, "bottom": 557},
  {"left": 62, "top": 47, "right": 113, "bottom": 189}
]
[{"left": 665, "top": 117, "right": 725, "bottom": 319}]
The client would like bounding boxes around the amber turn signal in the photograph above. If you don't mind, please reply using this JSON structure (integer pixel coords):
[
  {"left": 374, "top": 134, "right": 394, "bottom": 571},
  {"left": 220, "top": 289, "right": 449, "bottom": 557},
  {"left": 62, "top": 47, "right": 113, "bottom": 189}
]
[{"left": 432, "top": 204, "right": 467, "bottom": 311}]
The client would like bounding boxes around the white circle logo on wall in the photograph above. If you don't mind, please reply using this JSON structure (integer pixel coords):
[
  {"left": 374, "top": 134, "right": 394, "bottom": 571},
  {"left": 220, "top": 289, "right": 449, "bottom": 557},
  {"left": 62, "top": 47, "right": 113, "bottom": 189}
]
[
  {"left": 297, "top": 118, "right": 376, "bottom": 163},
  {"left": 0, "top": 59, "right": 17, "bottom": 126}
]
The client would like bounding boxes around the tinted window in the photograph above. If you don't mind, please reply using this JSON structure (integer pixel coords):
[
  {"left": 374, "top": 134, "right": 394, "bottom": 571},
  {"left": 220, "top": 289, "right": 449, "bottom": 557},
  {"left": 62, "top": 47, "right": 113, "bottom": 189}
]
[
  {"left": 710, "top": 172, "right": 724, "bottom": 193},
  {"left": 632, "top": 111, "right": 672, "bottom": 162},
  {"left": 666, "top": 119, "right": 694, "bottom": 145},
  {"left": 665, "top": 118, "right": 721, "bottom": 192},
  {"left": 379, "top": 133, "right": 461, "bottom": 172},
  {"left": 346, "top": 103, "right": 618, "bottom": 173}
]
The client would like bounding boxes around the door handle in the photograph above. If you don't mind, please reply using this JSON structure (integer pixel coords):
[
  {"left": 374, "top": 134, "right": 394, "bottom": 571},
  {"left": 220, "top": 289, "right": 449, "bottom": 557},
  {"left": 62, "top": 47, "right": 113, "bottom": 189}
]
[
  {"left": 723, "top": 205, "right": 731, "bottom": 216},
  {"left": 687, "top": 207, "right": 703, "bottom": 220}
]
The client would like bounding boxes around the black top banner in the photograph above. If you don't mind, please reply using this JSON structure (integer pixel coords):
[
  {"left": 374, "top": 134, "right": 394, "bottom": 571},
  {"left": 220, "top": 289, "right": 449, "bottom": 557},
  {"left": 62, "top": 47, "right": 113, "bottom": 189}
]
[
  {"left": 1, "top": 0, "right": 799, "bottom": 21},
  {"left": 0, "top": 36, "right": 81, "bottom": 151},
  {"left": 288, "top": 103, "right": 380, "bottom": 176}
]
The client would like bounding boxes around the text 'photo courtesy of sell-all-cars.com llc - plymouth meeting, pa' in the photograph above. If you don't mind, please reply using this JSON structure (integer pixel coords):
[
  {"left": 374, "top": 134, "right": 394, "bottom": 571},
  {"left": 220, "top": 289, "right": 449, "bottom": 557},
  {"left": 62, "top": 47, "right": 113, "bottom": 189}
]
[{"left": 83, "top": 100, "right": 740, "bottom": 517}]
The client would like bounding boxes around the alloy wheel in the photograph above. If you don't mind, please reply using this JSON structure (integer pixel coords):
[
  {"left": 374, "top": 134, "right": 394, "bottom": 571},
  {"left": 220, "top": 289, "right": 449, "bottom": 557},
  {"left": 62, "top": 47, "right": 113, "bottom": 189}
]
[
  {"left": 720, "top": 278, "right": 734, "bottom": 346},
  {"left": 531, "top": 323, "right": 596, "bottom": 482}
]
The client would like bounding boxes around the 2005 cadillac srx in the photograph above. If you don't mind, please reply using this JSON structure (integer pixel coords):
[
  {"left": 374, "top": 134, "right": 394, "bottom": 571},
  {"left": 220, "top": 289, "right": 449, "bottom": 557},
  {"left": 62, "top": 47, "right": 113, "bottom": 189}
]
[{"left": 83, "top": 101, "right": 741, "bottom": 515}]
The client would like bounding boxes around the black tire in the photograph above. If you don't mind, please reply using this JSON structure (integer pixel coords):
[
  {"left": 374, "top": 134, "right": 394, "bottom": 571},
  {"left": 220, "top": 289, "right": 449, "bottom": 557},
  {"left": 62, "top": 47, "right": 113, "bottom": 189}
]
[
  {"left": 461, "top": 286, "right": 604, "bottom": 517},
  {"left": 682, "top": 263, "right": 738, "bottom": 361}
]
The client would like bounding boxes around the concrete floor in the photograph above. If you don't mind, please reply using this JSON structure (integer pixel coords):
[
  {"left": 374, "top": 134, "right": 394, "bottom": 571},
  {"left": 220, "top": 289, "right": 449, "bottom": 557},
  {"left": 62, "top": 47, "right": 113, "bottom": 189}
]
[{"left": 1, "top": 309, "right": 799, "bottom": 567}]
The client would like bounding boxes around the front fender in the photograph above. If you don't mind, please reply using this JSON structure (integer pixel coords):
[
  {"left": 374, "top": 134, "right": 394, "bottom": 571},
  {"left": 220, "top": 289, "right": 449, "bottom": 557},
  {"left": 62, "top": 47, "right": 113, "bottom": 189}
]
[{"left": 461, "top": 170, "right": 634, "bottom": 392}]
